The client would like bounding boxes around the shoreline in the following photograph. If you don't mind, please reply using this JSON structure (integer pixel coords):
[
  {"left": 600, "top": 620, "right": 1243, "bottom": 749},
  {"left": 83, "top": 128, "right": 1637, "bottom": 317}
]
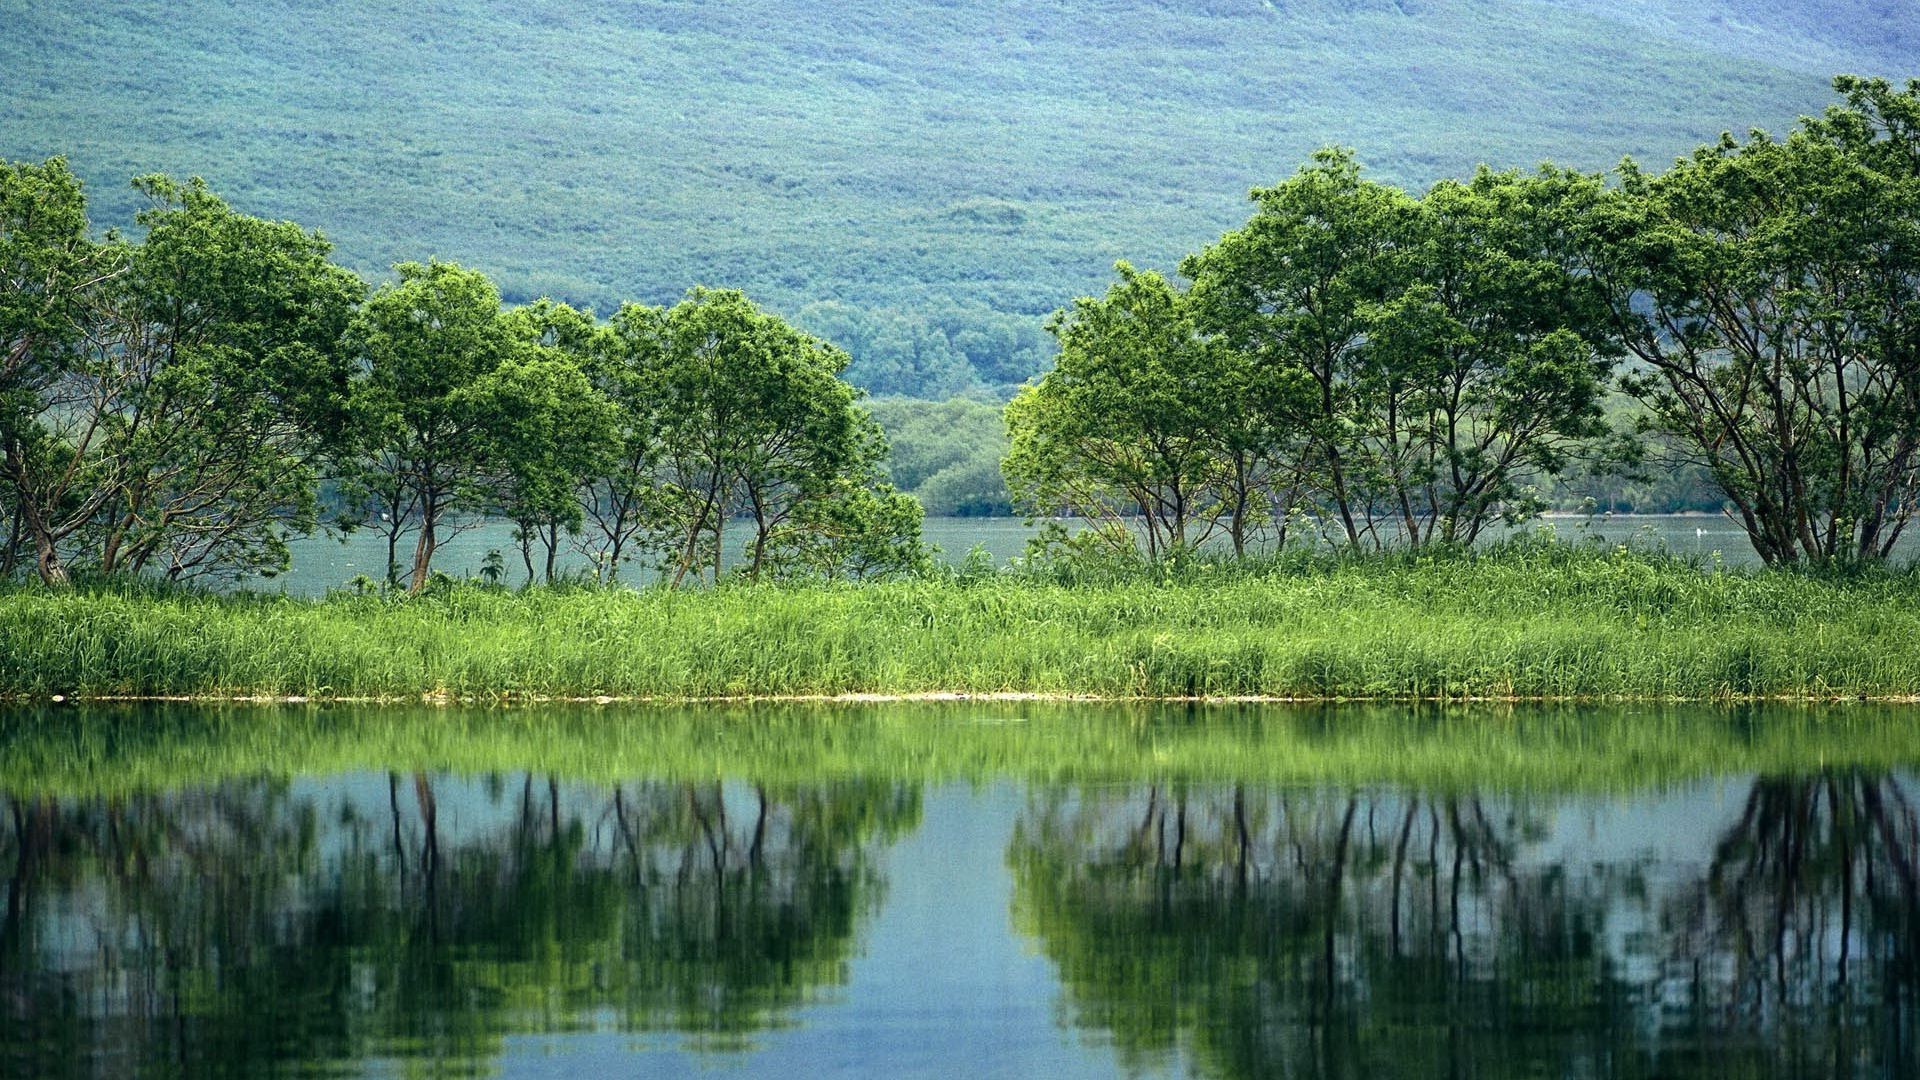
[{"left": 15, "top": 690, "right": 1920, "bottom": 707}]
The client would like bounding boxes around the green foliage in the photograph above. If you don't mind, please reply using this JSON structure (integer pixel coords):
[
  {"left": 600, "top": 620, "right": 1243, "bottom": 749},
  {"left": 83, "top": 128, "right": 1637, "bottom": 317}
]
[
  {"left": 1010, "top": 263, "right": 1256, "bottom": 558},
  {"left": 644, "top": 288, "right": 921, "bottom": 585},
  {"left": 1, "top": 166, "right": 363, "bottom": 586},
  {"left": 1016, "top": 154, "right": 1619, "bottom": 561},
  {"left": 0, "top": 0, "right": 1862, "bottom": 395},
  {"left": 95, "top": 176, "right": 363, "bottom": 582},
  {"left": 3, "top": 544, "right": 1919, "bottom": 701},
  {"left": 340, "top": 259, "right": 521, "bottom": 591},
  {"left": 0, "top": 179, "right": 931, "bottom": 592},
  {"left": 766, "top": 480, "right": 933, "bottom": 582},
  {"left": 1573, "top": 76, "right": 1920, "bottom": 565},
  {"left": 866, "top": 396, "right": 1012, "bottom": 516},
  {"left": 490, "top": 299, "right": 624, "bottom": 584},
  {"left": 0, "top": 156, "right": 100, "bottom": 585}
]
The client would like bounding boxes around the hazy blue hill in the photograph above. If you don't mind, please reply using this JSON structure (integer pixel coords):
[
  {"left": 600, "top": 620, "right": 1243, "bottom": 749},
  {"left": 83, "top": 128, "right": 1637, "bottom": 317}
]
[
  {"left": 1541, "top": 0, "right": 1919, "bottom": 79},
  {"left": 2, "top": 0, "right": 1909, "bottom": 391}
]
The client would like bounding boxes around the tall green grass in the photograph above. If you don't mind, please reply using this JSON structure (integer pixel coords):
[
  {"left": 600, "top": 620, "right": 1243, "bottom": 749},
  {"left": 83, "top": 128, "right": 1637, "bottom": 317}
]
[{"left": 3, "top": 545, "right": 1918, "bottom": 701}]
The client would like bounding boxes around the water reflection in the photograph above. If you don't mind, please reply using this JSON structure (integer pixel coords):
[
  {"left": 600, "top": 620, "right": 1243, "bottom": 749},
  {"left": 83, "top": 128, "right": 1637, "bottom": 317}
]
[
  {"left": 4, "top": 734, "right": 1920, "bottom": 1077},
  {"left": 0, "top": 776, "right": 919, "bottom": 1077},
  {"left": 1009, "top": 775, "right": 1920, "bottom": 1078}
]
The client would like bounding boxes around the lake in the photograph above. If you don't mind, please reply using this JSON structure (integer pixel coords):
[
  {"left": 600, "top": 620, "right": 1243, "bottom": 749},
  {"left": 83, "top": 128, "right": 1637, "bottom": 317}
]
[
  {"left": 3, "top": 702, "right": 1917, "bottom": 1077},
  {"left": 271, "top": 514, "right": 1911, "bottom": 596}
]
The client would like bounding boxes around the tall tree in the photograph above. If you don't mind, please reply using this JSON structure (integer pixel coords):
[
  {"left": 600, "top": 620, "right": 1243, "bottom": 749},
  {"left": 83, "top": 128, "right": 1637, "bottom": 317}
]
[
  {"left": 1573, "top": 77, "right": 1920, "bottom": 565},
  {"left": 1352, "top": 169, "right": 1615, "bottom": 546},
  {"left": 2, "top": 167, "right": 359, "bottom": 584},
  {"left": 0, "top": 158, "right": 113, "bottom": 585},
  {"left": 492, "top": 300, "right": 621, "bottom": 584},
  {"left": 1004, "top": 263, "right": 1251, "bottom": 560},
  {"left": 342, "top": 260, "right": 514, "bottom": 592},
  {"left": 650, "top": 288, "right": 895, "bottom": 586},
  {"left": 1184, "top": 149, "right": 1416, "bottom": 550},
  {"left": 86, "top": 176, "right": 361, "bottom": 581},
  {"left": 572, "top": 301, "right": 667, "bottom": 582}
]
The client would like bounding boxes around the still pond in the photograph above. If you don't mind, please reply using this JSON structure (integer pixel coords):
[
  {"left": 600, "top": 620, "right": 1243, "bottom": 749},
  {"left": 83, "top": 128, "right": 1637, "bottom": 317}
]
[{"left": 1, "top": 702, "right": 1916, "bottom": 1077}]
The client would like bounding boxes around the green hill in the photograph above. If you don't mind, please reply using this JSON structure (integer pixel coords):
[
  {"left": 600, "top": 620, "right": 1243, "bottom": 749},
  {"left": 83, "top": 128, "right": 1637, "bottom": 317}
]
[{"left": 2, "top": 0, "right": 1908, "bottom": 393}]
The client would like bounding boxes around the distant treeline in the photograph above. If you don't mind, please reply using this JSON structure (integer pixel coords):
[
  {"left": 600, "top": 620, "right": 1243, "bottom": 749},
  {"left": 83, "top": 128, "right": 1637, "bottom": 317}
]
[
  {"left": 873, "top": 394, "right": 1732, "bottom": 520},
  {"left": 1008, "top": 76, "right": 1920, "bottom": 567},
  {"left": 3, "top": 75, "right": 1916, "bottom": 586}
]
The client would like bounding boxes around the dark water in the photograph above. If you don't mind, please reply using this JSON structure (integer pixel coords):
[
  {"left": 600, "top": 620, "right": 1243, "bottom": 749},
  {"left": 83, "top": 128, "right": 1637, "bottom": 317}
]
[{"left": 4, "top": 709, "right": 1919, "bottom": 1077}]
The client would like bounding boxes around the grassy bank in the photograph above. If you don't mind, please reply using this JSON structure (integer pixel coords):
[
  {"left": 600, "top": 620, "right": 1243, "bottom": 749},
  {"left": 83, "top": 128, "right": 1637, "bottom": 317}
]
[
  {"left": 3, "top": 546, "right": 1919, "bottom": 701},
  {"left": 7, "top": 700, "right": 1920, "bottom": 795}
]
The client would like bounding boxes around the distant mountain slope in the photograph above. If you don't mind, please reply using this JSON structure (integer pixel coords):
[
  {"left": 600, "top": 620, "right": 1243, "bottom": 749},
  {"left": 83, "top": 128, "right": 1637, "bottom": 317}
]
[
  {"left": 1540, "top": 0, "right": 1918, "bottom": 79},
  {"left": 2, "top": 0, "right": 1907, "bottom": 391}
]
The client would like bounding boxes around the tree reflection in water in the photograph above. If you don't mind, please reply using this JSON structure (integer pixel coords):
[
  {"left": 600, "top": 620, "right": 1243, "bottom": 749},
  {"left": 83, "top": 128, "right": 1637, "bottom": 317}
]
[
  {"left": 0, "top": 775, "right": 919, "bottom": 1077},
  {"left": 1010, "top": 774, "right": 1920, "bottom": 1079}
]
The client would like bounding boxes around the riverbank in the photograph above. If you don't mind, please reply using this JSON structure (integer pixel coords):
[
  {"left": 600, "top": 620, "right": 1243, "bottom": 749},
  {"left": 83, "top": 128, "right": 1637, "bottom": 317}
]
[{"left": 4, "top": 546, "right": 1918, "bottom": 702}]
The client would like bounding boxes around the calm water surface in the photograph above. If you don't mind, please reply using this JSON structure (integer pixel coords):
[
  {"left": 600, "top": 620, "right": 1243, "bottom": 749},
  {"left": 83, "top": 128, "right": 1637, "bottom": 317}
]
[
  {"left": 270, "top": 514, "right": 1914, "bottom": 596},
  {"left": 3, "top": 704, "right": 1917, "bottom": 1077}
]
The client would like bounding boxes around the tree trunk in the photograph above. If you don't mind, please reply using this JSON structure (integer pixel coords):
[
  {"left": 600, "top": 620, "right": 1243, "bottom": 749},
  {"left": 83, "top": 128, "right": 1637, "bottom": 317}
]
[
  {"left": 20, "top": 499, "right": 68, "bottom": 586},
  {"left": 409, "top": 510, "right": 438, "bottom": 594},
  {"left": 1, "top": 497, "right": 21, "bottom": 578}
]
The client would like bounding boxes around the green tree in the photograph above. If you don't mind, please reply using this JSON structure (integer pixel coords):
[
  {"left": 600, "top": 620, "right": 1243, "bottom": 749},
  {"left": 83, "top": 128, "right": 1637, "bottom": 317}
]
[
  {"left": 1005, "top": 263, "right": 1242, "bottom": 560},
  {"left": 573, "top": 301, "right": 668, "bottom": 582},
  {"left": 1185, "top": 148, "right": 1415, "bottom": 550},
  {"left": 85, "top": 176, "right": 361, "bottom": 581},
  {"left": 492, "top": 299, "right": 621, "bottom": 585},
  {"left": 1349, "top": 169, "right": 1615, "bottom": 546},
  {"left": 341, "top": 260, "right": 516, "bottom": 592},
  {"left": 1181, "top": 152, "right": 1615, "bottom": 551},
  {"left": 651, "top": 288, "right": 909, "bottom": 585},
  {"left": 0, "top": 158, "right": 113, "bottom": 585},
  {"left": 2, "top": 167, "right": 360, "bottom": 585},
  {"left": 765, "top": 477, "right": 930, "bottom": 581},
  {"left": 1573, "top": 77, "right": 1920, "bottom": 565}
]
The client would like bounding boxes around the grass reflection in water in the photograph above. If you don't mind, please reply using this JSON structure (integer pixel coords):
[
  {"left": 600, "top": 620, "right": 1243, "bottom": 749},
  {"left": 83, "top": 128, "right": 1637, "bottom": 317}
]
[{"left": 0, "top": 702, "right": 1916, "bottom": 1078}]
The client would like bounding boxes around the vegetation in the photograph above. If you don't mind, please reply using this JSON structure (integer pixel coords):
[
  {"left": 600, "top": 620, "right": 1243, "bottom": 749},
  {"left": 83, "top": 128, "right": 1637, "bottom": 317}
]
[
  {"left": 1, "top": 542, "right": 1917, "bottom": 701},
  {"left": 0, "top": 170, "right": 925, "bottom": 589},
  {"left": 1012, "top": 79, "right": 1920, "bottom": 566},
  {"left": 1574, "top": 76, "right": 1920, "bottom": 564},
  {"left": 5, "top": 79, "right": 1919, "bottom": 587},
  {"left": 0, "top": 1, "right": 1886, "bottom": 395},
  {"left": 0, "top": 167, "right": 361, "bottom": 586},
  {"left": 867, "top": 397, "right": 1014, "bottom": 516}
]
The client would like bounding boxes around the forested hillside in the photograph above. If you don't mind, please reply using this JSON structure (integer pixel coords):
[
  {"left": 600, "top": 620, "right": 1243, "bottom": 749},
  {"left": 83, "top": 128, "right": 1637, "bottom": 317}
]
[{"left": 2, "top": 0, "right": 1907, "bottom": 394}]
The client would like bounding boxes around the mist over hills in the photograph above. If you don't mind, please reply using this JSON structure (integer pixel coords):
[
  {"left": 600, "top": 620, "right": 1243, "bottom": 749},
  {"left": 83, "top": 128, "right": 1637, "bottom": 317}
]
[{"left": 3, "top": 0, "right": 1911, "bottom": 393}]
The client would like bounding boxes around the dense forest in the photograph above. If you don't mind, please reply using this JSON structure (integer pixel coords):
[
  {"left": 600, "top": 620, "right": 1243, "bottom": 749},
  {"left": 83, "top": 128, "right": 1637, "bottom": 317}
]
[{"left": 2, "top": 0, "right": 1903, "bottom": 396}]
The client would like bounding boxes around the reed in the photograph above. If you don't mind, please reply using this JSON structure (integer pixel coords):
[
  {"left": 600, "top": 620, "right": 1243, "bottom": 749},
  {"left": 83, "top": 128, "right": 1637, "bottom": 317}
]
[{"left": 2, "top": 545, "right": 1917, "bottom": 702}]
